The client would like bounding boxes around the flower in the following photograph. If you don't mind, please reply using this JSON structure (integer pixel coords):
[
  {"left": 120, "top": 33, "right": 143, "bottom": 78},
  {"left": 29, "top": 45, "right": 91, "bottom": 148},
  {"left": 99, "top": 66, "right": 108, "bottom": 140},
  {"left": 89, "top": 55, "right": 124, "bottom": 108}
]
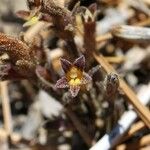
[
  {"left": 16, "top": 10, "right": 40, "bottom": 27},
  {"left": 55, "top": 55, "right": 92, "bottom": 97}
]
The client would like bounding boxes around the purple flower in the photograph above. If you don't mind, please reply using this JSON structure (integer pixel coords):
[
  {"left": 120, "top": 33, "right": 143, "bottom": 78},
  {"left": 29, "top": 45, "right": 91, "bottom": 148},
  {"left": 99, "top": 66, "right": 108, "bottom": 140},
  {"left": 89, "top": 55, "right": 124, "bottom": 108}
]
[{"left": 55, "top": 55, "right": 92, "bottom": 97}]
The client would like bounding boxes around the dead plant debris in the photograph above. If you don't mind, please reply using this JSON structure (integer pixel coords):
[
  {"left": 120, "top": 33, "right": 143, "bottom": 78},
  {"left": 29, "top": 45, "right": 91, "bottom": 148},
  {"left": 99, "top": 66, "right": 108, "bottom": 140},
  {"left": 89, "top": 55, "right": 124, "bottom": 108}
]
[{"left": 0, "top": 0, "right": 150, "bottom": 150}]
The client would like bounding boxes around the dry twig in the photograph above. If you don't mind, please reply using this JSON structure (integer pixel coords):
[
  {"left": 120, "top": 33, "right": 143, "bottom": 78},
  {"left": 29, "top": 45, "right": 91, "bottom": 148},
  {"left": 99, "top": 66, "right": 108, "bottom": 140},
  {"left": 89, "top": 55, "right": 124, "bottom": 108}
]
[
  {"left": 116, "top": 134, "right": 150, "bottom": 150},
  {"left": 121, "top": 121, "right": 146, "bottom": 143},
  {"left": 0, "top": 81, "right": 12, "bottom": 135}
]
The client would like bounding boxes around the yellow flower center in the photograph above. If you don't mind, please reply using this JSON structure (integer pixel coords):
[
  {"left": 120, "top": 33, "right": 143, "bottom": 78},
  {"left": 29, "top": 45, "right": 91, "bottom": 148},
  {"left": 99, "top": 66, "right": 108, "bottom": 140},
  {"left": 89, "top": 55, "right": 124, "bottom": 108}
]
[
  {"left": 66, "top": 67, "right": 83, "bottom": 86},
  {"left": 23, "top": 16, "right": 39, "bottom": 27},
  {"left": 69, "top": 78, "right": 81, "bottom": 86}
]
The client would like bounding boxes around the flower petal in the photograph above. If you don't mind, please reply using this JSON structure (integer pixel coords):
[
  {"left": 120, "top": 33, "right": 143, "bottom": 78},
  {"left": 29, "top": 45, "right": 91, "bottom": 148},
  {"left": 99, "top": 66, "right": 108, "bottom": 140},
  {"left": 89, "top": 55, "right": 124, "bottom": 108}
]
[
  {"left": 55, "top": 76, "right": 69, "bottom": 88},
  {"left": 81, "top": 72, "right": 92, "bottom": 84},
  {"left": 73, "top": 55, "right": 85, "bottom": 70},
  {"left": 69, "top": 85, "right": 80, "bottom": 97},
  {"left": 60, "top": 58, "right": 72, "bottom": 73},
  {"left": 88, "top": 3, "right": 97, "bottom": 14},
  {"left": 16, "top": 10, "right": 30, "bottom": 20}
]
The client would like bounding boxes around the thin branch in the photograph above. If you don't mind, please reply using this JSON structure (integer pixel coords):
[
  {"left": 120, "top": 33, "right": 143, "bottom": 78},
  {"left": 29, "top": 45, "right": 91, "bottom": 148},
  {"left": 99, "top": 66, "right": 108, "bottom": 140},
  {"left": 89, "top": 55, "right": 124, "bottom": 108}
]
[
  {"left": 0, "top": 81, "right": 12, "bottom": 135},
  {"left": 96, "top": 33, "right": 112, "bottom": 43},
  {"left": 105, "top": 56, "right": 125, "bottom": 64},
  {"left": 0, "top": 128, "right": 9, "bottom": 150},
  {"left": 116, "top": 134, "right": 150, "bottom": 150},
  {"left": 121, "top": 121, "right": 146, "bottom": 143}
]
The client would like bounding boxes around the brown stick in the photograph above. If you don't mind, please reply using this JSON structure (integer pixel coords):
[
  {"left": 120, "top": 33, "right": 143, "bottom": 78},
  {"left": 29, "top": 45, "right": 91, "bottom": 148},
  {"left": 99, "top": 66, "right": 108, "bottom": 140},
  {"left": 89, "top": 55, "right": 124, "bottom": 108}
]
[
  {"left": 105, "top": 56, "right": 126, "bottom": 64},
  {"left": 93, "top": 53, "right": 150, "bottom": 128},
  {"left": 121, "top": 121, "right": 146, "bottom": 143},
  {"left": 0, "top": 128, "right": 9, "bottom": 150},
  {"left": 96, "top": 33, "right": 112, "bottom": 43},
  {"left": 0, "top": 81, "right": 12, "bottom": 135},
  {"left": 140, "top": 146, "right": 150, "bottom": 150},
  {"left": 116, "top": 134, "right": 150, "bottom": 150},
  {"left": 134, "top": 18, "right": 150, "bottom": 26}
]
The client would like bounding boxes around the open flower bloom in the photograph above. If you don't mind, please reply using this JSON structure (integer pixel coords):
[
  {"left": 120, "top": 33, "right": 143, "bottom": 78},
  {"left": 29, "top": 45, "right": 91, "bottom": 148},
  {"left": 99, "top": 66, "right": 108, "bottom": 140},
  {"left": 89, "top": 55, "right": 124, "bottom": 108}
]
[{"left": 55, "top": 55, "right": 92, "bottom": 97}]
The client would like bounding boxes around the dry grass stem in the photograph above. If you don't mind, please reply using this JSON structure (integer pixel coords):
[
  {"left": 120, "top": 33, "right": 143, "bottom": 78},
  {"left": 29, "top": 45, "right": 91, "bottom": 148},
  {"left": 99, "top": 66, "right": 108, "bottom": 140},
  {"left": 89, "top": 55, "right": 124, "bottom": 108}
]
[
  {"left": 0, "top": 81, "right": 12, "bottom": 135},
  {"left": 96, "top": 33, "right": 112, "bottom": 43},
  {"left": 105, "top": 56, "right": 126, "bottom": 64},
  {"left": 116, "top": 134, "right": 150, "bottom": 150},
  {"left": 121, "top": 121, "right": 146, "bottom": 143}
]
